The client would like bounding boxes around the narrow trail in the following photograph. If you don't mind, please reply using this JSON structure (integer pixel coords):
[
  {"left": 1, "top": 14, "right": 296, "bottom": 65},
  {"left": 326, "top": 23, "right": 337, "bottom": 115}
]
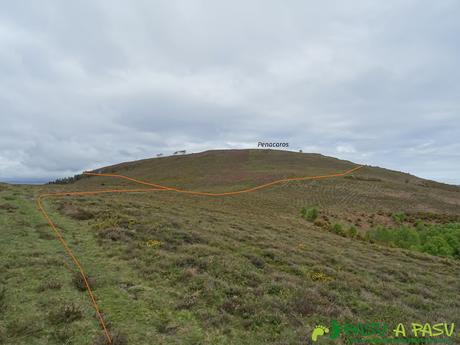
[{"left": 36, "top": 164, "right": 364, "bottom": 343}]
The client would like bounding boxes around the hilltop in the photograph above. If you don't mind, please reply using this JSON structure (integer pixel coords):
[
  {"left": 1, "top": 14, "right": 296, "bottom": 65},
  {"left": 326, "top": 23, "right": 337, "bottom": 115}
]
[
  {"left": 76, "top": 149, "right": 460, "bottom": 216},
  {"left": 0, "top": 149, "right": 459, "bottom": 345}
]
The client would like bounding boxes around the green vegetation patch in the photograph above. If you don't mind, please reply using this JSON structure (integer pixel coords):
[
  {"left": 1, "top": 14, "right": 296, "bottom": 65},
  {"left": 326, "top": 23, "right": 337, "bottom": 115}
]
[
  {"left": 367, "top": 223, "right": 460, "bottom": 259},
  {"left": 300, "top": 207, "right": 319, "bottom": 222}
]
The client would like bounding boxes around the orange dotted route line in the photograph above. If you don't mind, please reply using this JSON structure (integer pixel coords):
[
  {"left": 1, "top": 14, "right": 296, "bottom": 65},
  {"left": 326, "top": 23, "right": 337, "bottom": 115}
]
[
  {"left": 36, "top": 164, "right": 363, "bottom": 343},
  {"left": 83, "top": 165, "right": 363, "bottom": 196}
]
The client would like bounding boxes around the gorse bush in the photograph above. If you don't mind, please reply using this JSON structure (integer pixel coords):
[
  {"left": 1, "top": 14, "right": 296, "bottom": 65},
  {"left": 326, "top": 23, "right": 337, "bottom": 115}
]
[
  {"left": 347, "top": 226, "right": 358, "bottom": 238},
  {"left": 331, "top": 223, "right": 343, "bottom": 235},
  {"left": 392, "top": 212, "right": 406, "bottom": 224},
  {"left": 300, "top": 207, "right": 319, "bottom": 222}
]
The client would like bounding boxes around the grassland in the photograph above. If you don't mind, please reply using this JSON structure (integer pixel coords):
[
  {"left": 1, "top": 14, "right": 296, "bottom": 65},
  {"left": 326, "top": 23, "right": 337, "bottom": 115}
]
[{"left": 1, "top": 150, "right": 459, "bottom": 344}]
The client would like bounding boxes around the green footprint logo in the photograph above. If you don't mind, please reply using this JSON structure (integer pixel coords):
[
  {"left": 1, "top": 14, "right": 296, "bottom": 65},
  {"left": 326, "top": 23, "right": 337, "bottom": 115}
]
[{"left": 311, "top": 325, "right": 330, "bottom": 342}]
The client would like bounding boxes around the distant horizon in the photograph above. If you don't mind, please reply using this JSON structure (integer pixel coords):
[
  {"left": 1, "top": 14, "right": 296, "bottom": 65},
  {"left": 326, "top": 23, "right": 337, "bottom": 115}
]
[{"left": 0, "top": 178, "right": 50, "bottom": 185}]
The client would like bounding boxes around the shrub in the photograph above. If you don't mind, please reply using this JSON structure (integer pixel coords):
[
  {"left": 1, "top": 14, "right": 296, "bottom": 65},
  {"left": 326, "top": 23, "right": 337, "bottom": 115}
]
[
  {"left": 393, "top": 212, "right": 406, "bottom": 224},
  {"left": 97, "top": 227, "right": 132, "bottom": 242},
  {"left": 58, "top": 202, "right": 95, "bottom": 220},
  {"left": 266, "top": 284, "right": 282, "bottom": 295},
  {"left": 331, "top": 223, "right": 344, "bottom": 235},
  {"left": 221, "top": 296, "right": 256, "bottom": 319},
  {"left": 393, "top": 227, "right": 421, "bottom": 250},
  {"left": 300, "top": 207, "right": 307, "bottom": 218},
  {"left": 176, "top": 291, "right": 199, "bottom": 310},
  {"left": 422, "top": 236, "right": 454, "bottom": 257},
  {"left": 367, "top": 223, "right": 460, "bottom": 259},
  {"left": 301, "top": 207, "right": 319, "bottom": 222},
  {"left": 290, "top": 289, "right": 321, "bottom": 316},
  {"left": 48, "top": 303, "right": 83, "bottom": 324},
  {"left": 245, "top": 254, "right": 265, "bottom": 269},
  {"left": 153, "top": 311, "right": 178, "bottom": 335},
  {"left": 73, "top": 272, "right": 95, "bottom": 292},
  {"left": 347, "top": 226, "right": 357, "bottom": 238},
  {"left": 72, "top": 208, "right": 94, "bottom": 220},
  {"left": 37, "top": 279, "right": 62, "bottom": 292},
  {"left": 369, "top": 226, "right": 393, "bottom": 244},
  {"left": 313, "top": 219, "right": 325, "bottom": 227},
  {"left": 36, "top": 224, "right": 54, "bottom": 240},
  {"left": 444, "top": 232, "right": 460, "bottom": 259},
  {"left": 415, "top": 220, "right": 425, "bottom": 229}
]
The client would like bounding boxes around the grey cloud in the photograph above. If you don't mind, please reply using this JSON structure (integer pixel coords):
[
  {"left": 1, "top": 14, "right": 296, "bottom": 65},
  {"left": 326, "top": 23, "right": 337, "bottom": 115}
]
[{"left": 0, "top": 1, "right": 459, "bottom": 183}]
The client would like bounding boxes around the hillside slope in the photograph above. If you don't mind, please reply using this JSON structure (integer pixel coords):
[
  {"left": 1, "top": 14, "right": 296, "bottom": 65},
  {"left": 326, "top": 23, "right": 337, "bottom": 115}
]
[
  {"left": 1, "top": 149, "right": 459, "bottom": 345},
  {"left": 78, "top": 149, "right": 460, "bottom": 215}
]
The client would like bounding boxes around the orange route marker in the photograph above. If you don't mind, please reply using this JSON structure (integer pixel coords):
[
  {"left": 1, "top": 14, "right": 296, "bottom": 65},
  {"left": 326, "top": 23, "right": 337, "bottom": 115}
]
[
  {"left": 37, "top": 164, "right": 363, "bottom": 343},
  {"left": 83, "top": 165, "right": 364, "bottom": 196}
]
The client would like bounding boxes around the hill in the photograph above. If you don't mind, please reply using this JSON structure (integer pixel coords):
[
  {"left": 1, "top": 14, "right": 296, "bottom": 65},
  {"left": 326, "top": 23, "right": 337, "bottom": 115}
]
[
  {"left": 78, "top": 149, "right": 460, "bottom": 216},
  {"left": 1, "top": 149, "right": 459, "bottom": 345}
]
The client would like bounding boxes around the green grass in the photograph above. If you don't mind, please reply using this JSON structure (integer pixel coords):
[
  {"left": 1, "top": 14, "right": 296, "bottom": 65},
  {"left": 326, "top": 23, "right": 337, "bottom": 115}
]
[{"left": 1, "top": 150, "right": 460, "bottom": 344}]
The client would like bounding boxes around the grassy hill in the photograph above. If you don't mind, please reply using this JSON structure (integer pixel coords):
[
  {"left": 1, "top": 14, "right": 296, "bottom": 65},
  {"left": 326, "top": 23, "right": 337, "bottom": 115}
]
[{"left": 1, "top": 149, "right": 459, "bottom": 344}]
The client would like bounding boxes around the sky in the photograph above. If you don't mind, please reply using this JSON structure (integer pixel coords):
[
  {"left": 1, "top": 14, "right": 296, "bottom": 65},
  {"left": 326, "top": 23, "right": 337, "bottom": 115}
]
[{"left": 1, "top": 1, "right": 459, "bottom": 184}]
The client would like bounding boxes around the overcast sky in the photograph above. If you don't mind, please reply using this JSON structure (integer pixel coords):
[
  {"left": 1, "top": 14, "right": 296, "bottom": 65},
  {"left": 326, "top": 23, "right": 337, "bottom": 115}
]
[{"left": 1, "top": 1, "right": 459, "bottom": 184}]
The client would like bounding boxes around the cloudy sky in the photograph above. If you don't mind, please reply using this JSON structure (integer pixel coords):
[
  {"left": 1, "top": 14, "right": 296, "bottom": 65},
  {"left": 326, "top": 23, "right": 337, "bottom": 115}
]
[{"left": 1, "top": 1, "right": 459, "bottom": 184}]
